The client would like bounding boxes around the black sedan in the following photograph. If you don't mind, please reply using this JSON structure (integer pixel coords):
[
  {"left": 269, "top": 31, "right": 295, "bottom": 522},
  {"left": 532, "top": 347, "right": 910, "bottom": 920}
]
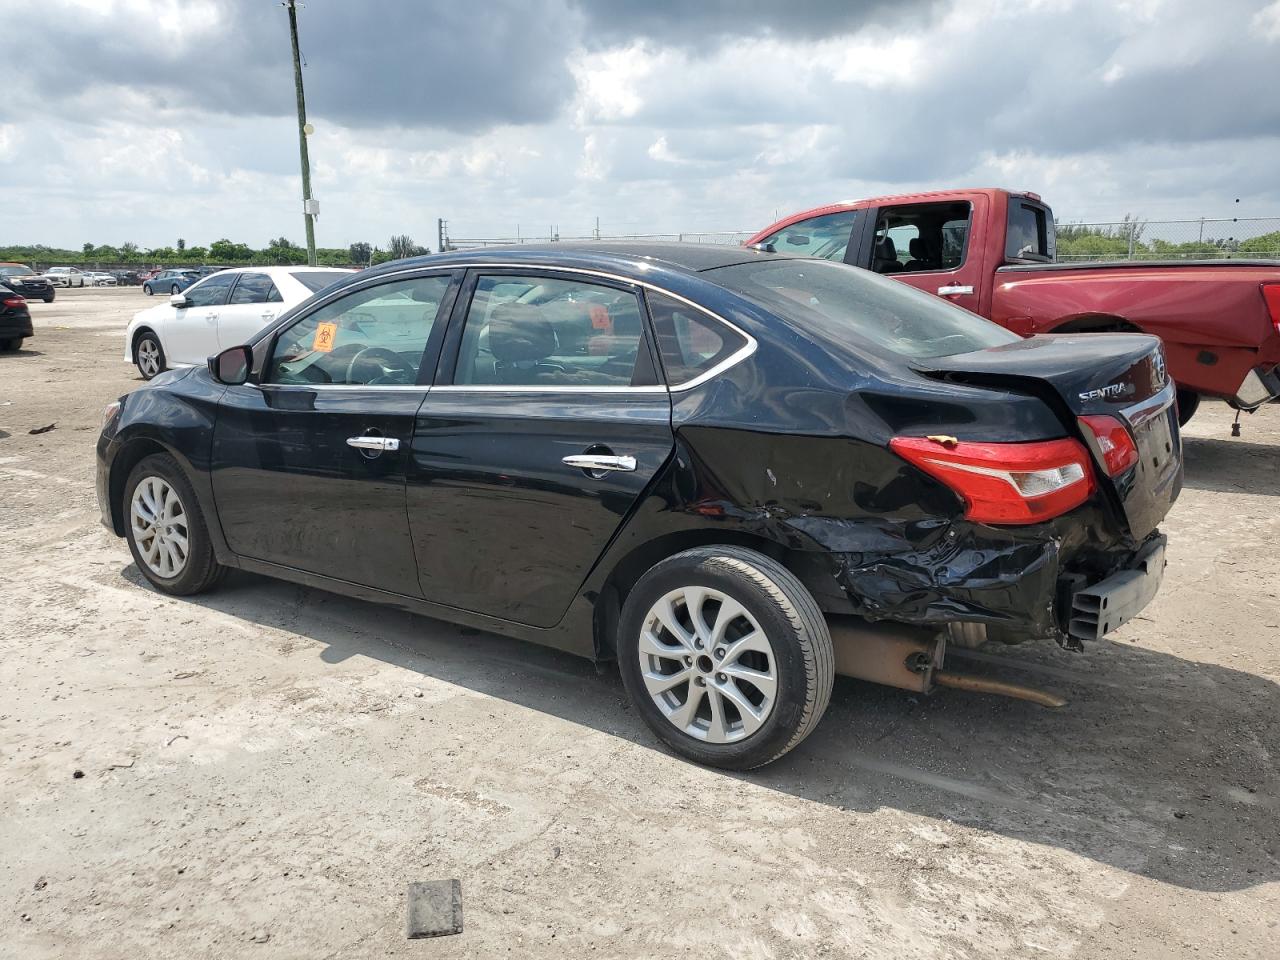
[
  {"left": 95, "top": 244, "right": 1181, "bottom": 768},
  {"left": 0, "top": 264, "right": 55, "bottom": 303},
  {"left": 1, "top": 283, "right": 33, "bottom": 352}
]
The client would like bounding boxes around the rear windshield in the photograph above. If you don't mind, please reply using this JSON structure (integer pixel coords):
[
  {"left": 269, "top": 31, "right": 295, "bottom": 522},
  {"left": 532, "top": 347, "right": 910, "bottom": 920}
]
[
  {"left": 293, "top": 271, "right": 351, "bottom": 293},
  {"left": 709, "top": 259, "right": 1019, "bottom": 360}
]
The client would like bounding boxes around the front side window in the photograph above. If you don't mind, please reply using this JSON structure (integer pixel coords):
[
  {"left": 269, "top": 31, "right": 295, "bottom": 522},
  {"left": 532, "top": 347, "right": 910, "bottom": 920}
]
[
  {"left": 184, "top": 274, "right": 236, "bottom": 307},
  {"left": 1006, "top": 200, "right": 1055, "bottom": 262},
  {"left": 709, "top": 258, "right": 1018, "bottom": 360},
  {"left": 760, "top": 210, "right": 858, "bottom": 261},
  {"left": 871, "top": 201, "right": 972, "bottom": 275},
  {"left": 229, "top": 273, "right": 282, "bottom": 305},
  {"left": 453, "top": 275, "right": 648, "bottom": 387},
  {"left": 267, "top": 274, "right": 450, "bottom": 386},
  {"left": 647, "top": 292, "right": 747, "bottom": 386}
]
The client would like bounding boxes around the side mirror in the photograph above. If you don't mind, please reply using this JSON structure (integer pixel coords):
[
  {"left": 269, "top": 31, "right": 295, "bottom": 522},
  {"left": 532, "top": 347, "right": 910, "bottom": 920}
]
[
  {"left": 169, "top": 293, "right": 190, "bottom": 308},
  {"left": 209, "top": 345, "right": 252, "bottom": 386}
]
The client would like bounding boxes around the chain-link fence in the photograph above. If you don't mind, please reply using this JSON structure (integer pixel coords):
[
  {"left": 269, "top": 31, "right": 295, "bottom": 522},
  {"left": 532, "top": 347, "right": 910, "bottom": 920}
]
[
  {"left": 1054, "top": 217, "right": 1280, "bottom": 262},
  {"left": 443, "top": 229, "right": 754, "bottom": 250}
]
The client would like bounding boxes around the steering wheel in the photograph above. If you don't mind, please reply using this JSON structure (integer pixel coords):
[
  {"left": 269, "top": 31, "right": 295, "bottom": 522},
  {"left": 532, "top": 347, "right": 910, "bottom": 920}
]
[{"left": 345, "top": 346, "right": 413, "bottom": 385}]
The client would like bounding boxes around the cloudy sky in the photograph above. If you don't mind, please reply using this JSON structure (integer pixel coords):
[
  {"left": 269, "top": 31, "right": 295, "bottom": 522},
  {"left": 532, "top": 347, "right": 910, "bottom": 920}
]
[{"left": 4, "top": 0, "right": 1279, "bottom": 251}]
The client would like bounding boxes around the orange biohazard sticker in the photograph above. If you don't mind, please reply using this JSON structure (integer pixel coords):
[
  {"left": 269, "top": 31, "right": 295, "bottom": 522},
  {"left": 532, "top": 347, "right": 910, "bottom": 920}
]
[{"left": 312, "top": 321, "right": 338, "bottom": 353}]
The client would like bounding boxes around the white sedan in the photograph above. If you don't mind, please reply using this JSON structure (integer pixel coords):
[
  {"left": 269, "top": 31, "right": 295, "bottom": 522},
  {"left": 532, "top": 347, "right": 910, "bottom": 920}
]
[{"left": 124, "top": 266, "right": 355, "bottom": 379}]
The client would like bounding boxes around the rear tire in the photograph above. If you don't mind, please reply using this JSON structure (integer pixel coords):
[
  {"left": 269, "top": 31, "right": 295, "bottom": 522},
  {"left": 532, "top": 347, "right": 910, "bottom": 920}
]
[
  {"left": 0, "top": 338, "right": 20, "bottom": 352},
  {"left": 43, "top": 292, "right": 54, "bottom": 303},
  {"left": 1176, "top": 388, "right": 1200, "bottom": 426},
  {"left": 618, "top": 545, "right": 834, "bottom": 770},
  {"left": 123, "top": 453, "right": 225, "bottom": 596},
  {"left": 171, "top": 284, "right": 180, "bottom": 294}
]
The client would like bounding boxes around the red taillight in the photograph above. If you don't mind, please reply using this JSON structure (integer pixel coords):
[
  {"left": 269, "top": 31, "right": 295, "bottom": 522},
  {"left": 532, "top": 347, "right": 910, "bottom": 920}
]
[
  {"left": 1079, "top": 415, "right": 1139, "bottom": 476},
  {"left": 1263, "top": 283, "right": 1280, "bottom": 336},
  {"left": 2, "top": 295, "right": 24, "bottom": 308},
  {"left": 890, "top": 435, "right": 1095, "bottom": 525}
]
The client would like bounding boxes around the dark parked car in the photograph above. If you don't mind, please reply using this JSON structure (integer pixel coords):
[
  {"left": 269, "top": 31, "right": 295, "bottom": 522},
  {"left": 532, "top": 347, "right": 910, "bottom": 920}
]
[
  {"left": 0, "top": 263, "right": 55, "bottom": 302},
  {"left": 111, "top": 270, "right": 144, "bottom": 286},
  {"left": 142, "top": 269, "right": 199, "bottom": 296},
  {"left": 96, "top": 244, "right": 1181, "bottom": 768},
  {"left": 1, "top": 283, "right": 33, "bottom": 352}
]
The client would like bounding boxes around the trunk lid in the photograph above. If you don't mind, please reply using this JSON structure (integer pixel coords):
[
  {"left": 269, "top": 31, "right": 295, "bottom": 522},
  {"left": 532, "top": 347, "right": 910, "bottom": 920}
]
[{"left": 916, "top": 333, "right": 1181, "bottom": 539}]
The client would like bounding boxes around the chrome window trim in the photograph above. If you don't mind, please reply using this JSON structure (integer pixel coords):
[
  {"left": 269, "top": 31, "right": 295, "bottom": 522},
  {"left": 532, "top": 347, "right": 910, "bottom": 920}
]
[
  {"left": 431, "top": 384, "right": 668, "bottom": 395},
  {"left": 256, "top": 383, "right": 429, "bottom": 394}
]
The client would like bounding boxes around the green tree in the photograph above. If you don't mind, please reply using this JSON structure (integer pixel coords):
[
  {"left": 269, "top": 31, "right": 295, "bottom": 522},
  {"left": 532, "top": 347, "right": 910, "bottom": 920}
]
[
  {"left": 209, "top": 239, "right": 253, "bottom": 262},
  {"left": 387, "top": 234, "right": 429, "bottom": 260},
  {"left": 177, "top": 238, "right": 186, "bottom": 252},
  {"left": 82, "top": 242, "right": 94, "bottom": 255},
  {"left": 348, "top": 241, "right": 372, "bottom": 266},
  {"left": 266, "top": 236, "right": 307, "bottom": 265}
]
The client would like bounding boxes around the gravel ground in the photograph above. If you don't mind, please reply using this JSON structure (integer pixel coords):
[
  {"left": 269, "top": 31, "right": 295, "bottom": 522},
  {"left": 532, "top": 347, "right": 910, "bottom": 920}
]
[{"left": 1, "top": 286, "right": 1277, "bottom": 959}]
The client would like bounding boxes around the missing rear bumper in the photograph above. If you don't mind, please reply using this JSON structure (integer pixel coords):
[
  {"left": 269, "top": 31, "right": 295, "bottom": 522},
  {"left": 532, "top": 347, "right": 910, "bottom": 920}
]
[{"left": 1068, "top": 535, "right": 1166, "bottom": 641}]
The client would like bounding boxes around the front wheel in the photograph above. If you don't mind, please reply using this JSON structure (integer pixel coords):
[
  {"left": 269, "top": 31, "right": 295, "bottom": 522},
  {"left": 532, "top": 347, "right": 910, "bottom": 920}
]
[
  {"left": 134, "top": 331, "right": 165, "bottom": 380},
  {"left": 1176, "top": 388, "right": 1200, "bottom": 426},
  {"left": 618, "top": 545, "right": 834, "bottom": 770},
  {"left": 0, "top": 338, "right": 21, "bottom": 352},
  {"left": 143, "top": 283, "right": 154, "bottom": 296},
  {"left": 171, "top": 284, "right": 181, "bottom": 294},
  {"left": 43, "top": 292, "right": 54, "bottom": 303},
  {"left": 124, "top": 454, "right": 225, "bottom": 595}
]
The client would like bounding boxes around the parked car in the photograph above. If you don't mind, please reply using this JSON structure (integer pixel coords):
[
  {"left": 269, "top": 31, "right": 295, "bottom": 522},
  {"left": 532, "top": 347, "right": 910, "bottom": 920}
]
[
  {"left": 747, "top": 188, "right": 1280, "bottom": 424},
  {"left": 0, "top": 283, "right": 33, "bottom": 352},
  {"left": 0, "top": 263, "right": 55, "bottom": 302},
  {"left": 43, "top": 266, "right": 88, "bottom": 288},
  {"left": 141, "top": 270, "right": 200, "bottom": 296},
  {"left": 87, "top": 271, "right": 117, "bottom": 287},
  {"left": 123, "top": 266, "right": 354, "bottom": 379},
  {"left": 97, "top": 244, "right": 1180, "bottom": 769},
  {"left": 111, "top": 270, "right": 143, "bottom": 286}
]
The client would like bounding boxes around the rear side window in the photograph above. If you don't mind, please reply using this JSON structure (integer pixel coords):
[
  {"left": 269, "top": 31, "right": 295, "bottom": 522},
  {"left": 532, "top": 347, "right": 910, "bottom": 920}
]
[
  {"left": 229, "top": 273, "right": 283, "bottom": 304},
  {"left": 871, "top": 201, "right": 972, "bottom": 274},
  {"left": 710, "top": 259, "right": 1018, "bottom": 360},
  {"left": 647, "top": 292, "right": 747, "bottom": 386},
  {"left": 758, "top": 210, "right": 859, "bottom": 261},
  {"left": 453, "top": 275, "right": 649, "bottom": 387},
  {"left": 1006, "top": 200, "right": 1055, "bottom": 262}
]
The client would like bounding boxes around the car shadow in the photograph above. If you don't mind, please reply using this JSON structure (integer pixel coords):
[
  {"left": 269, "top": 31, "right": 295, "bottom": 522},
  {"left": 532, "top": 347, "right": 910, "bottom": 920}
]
[
  {"left": 1180, "top": 436, "right": 1279, "bottom": 496},
  {"left": 117, "top": 563, "right": 1280, "bottom": 894},
  {"left": 1, "top": 347, "right": 45, "bottom": 359}
]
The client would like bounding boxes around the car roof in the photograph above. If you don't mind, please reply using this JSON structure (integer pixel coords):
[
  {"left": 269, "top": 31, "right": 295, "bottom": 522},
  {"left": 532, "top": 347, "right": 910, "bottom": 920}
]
[{"left": 362, "top": 242, "right": 797, "bottom": 284}]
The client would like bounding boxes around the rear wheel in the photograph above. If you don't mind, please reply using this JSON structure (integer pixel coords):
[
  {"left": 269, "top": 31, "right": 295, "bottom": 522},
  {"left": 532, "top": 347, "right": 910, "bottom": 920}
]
[
  {"left": 123, "top": 454, "right": 225, "bottom": 596},
  {"left": 134, "top": 331, "right": 165, "bottom": 379},
  {"left": 1176, "top": 388, "right": 1200, "bottom": 426},
  {"left": 618, "top": 545, "right": 834, "bottom": 770},
  {"left": 43, "top": 291, "right": 54, "bottom": 303},
  {"left": 0, "top": 338, "right": 21, "bottom": 352},
  {"left": 171, "top": 284, "right": 181, "bottom": 295}
]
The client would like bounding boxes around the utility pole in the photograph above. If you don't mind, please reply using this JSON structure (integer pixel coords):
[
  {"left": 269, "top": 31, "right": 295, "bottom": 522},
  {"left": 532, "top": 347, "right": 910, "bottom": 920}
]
[
  {"left": 286, "top": 0, "right": 317, "bottom": 266},
  {"left": 437, "top": 218, "right": 445, "bottom": 254}
]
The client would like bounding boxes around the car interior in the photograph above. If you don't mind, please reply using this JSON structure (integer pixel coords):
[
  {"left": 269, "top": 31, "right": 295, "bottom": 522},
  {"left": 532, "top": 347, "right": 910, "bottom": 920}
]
[{"left": 871, "top": 201, "right": 971, "bottom": 274}]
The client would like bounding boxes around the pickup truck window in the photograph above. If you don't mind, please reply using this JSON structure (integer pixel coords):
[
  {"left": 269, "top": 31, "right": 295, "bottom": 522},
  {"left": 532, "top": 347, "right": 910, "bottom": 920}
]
[
  {"left": 1006, "top": 200, "right": 1055, "bottom": 262},
  {"left": 872, "top": 201, "right": 971, "bottom": 275},
  {"left": 758, "top": 211, "right": 859, "bottom": 261},
  {"left": 710, "top": 259, "right": 1018, "bottom": 360}
]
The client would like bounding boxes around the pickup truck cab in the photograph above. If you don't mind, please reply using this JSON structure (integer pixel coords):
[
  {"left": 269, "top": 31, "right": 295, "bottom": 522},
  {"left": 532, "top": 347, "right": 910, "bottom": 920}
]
[{"left": 747, "top": 188, "right": 1280, "bottom": 423}]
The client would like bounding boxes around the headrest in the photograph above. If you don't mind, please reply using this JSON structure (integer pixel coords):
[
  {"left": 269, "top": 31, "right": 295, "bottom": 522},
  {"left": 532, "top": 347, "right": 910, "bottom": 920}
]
[
  {"left": 488, "top": 302, "right": 556, "bottom": 363},
  {"left": 875, "top": 236, "right": 897, "bottom": 260},
  {"left": 909, "top": 237, "right": 925, "bottom": 258}
]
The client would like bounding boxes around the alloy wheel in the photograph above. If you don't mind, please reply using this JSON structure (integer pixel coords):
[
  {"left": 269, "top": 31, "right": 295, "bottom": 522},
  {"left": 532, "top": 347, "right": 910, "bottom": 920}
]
[
  {"left": 130, "top": 476, "right": 189, "bottom": 578},
  {"left": 137, "top": 338, "right": 161, "bottom": 377},
  {"left": 637, "top": 586, "right": 778, "bottom": 743}
]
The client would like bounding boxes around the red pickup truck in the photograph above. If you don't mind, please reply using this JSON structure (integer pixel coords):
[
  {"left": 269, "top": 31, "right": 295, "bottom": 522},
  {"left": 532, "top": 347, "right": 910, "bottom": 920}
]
[{"left": 746, "top": 188, "right": 1280, "bottom": 424}]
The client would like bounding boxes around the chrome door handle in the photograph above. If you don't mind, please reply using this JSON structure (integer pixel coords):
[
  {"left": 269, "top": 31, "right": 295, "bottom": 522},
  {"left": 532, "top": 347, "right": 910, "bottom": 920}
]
[
  {"left": 937, "top": 285, "right": 974, "bottom": 296},
  {"left": 347, "top": 436, "right": 400, "bottom": 452},
  {"left": 562, "top": 454, "right": 636, "bottom": 473}
]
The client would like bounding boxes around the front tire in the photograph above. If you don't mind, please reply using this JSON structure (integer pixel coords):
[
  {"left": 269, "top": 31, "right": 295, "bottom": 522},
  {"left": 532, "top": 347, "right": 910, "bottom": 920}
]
[
  {"left": 134, "top": 331, "right": 165, "bottom": 380},
  {"left": 171, "top": 284, "right": 181, "bottom": 294},
  {"left": 143, "top": 283, "right": 154, "bottom": 296},
  {"left": 0, "top": 338, "right": 21, "bottom": 352},
  {"left": 123, "top": 454, "right": 225, "bottom": 596},
  {"left": 618, "top": 546, "right": 834, "bottom": 770},
  {"left": 1176, "top": 388, "right": 1200, "bottom": 426},
  {"left": 43, "top": 292, "right": 54, "bottom": 303}
]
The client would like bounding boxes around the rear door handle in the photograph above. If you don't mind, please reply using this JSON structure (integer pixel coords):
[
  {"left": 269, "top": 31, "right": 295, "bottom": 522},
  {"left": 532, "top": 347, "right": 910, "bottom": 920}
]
[
  {"left": 937, "top": 285, "right": 974, "bottom": 296},
  {"left": 347, "top": 436, "right": 401, "bottom": 452},
  {"left": 562, "top": 454, "right": 636, "bottom": 473}
]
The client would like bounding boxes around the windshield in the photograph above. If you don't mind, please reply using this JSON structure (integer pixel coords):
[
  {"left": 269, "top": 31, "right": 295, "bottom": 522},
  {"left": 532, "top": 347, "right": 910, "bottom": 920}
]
[
  {"left": 293, "top": 270, "right": 352, "bottom": 293},
  {"left": 0, "top": 266, "right": 33, "bottom": 277},
  {"left": 709, "top": 258, "right": 1019, "bottom": 360}
]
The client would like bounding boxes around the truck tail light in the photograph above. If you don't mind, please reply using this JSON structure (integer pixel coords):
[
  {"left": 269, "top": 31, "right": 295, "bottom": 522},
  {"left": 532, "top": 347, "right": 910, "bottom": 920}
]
[
  {"left": 1262, "top": 283, "right": 1280, "bottom": 336},
  {"left": 1078, "top": 415, "right": 1139, "bottom": 476},
  {"left": 890, "top": 436, "right": 1094, "bottom": 525}
]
